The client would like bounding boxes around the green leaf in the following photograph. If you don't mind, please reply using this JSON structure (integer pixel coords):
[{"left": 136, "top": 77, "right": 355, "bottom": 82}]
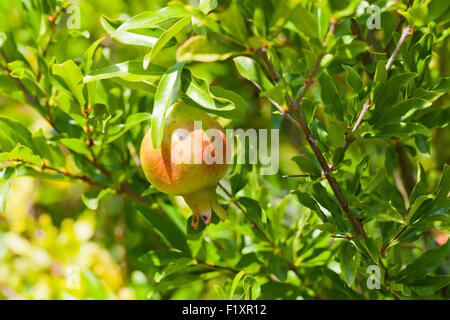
[
  {"left": 268, "top": 254, "right": 288, "bottom": 281},
  {"left": 350, "top": 155, "right": 370, "bottom": 194},
  {"left": 144, "top": 16, "right": 191, "bottom": 69},
  {"left": 319, "top": 72, "right": 344, "bottom": 121},
  {"left": 81, "top": 188, "right": 116, "bottom": 210},
  {"left": 82, "top": 37, "right": 105, "bottom": 75},
  {"left": 328, "top": 0, "right": 362, "bottom": 19},
  {"left": 135, "top": 203, "right": 191, "bottom": 255},
  {"left": 181, "top": 69, "right": 246, "bottom": 118},
  {"left": 376, "top": 98, "right": 432, "bottom": 125},
  {"left": 358, "top": 169, "right": 385, "bottom": 198},
  {"left": 151, "top": 62, "right": 184, "bottom": 149},
  {"left": 311, "top": 183, "right": 346, "bottom": 232},
  {"left": 407, "top": 195, "right": 433, "bottom": 224},
  {"left": 110, "top": 78, "right": 157, "bottom": 95},
  {"left": 52, "top": 60, "right": 86, "bottom": 106},
  {"left": 410, "top": 163, "right": 427, "bottom": 206},
  {"left": 290, "top": 6, "right": 319, "bottom": 39},
  {"left": 208, "top": 86, "right": 247, "bottom": 117},
  {"left": 32, "top": 130, "right": 65, "bottom": 168},
  {"left": 100, "top": 16, "right": 162, "bottom": 48},
  {"left": 104, "top": 113, "right": 152, "bottom": 144},
  {"left": 0, "top": 32, "right": 6, "bottom": 48},
  {"left": 199, "top": 0, "right": 218, "bottom": 14},
  {"left": 414, "top": 134, "right": 430, "bottom": 155},
  {"left": 374, "top": 122, "right": 431, "bottom": 139},
  {"left": 243, "top": 275, "right": 261, "bottom": 300},
  {"left": 314, "top": 223, "right": 337, "bottom": 233},
  {"left": 354, "top": 238, "right": 379, "bottom": 264},
  {"left": 408, "top": 275, "right": 450, "bottom": 296},
  {"left": 371, "top": 73, "right": 417, "bottom": 121},
  {"left": 8, "top": 61, "right": 36, "bottom": 81},
  {"left": 431, "top": 77, "right": 450, "bottom": 92},
  {"left": 294, "top": 191, "right": 328, "bottom": 222},
  {"left": 433, "top": 164, "right": 450, "bottom": 204},
  {"left": 84, "top": 61, "right": 165, "bottom": 83},
  {"left": 333, "top": 147, "right": 345, "bottom": 166},
  {"left": 229, "top": 161, "right": 249, "bottom": 195},
  {"left": 154, "top": 258, "right": 193, "bottom": 283},
  {"left": 238, "top": 197, "right": 266, "bottom": 232},
  {"left": 0, "top": 145, "right": 41, "bottom": 166},
  {"left": 373, "top": 60, "right": 387, "bottom": 83},
  {"left": 301, "top": 98, "right": 319, "bottom": 127},
  {"left": 394, "top": 242, "right": 449, "bottom": 283},
  {"left": 218, "top": 1, "right": 249, "bottom": 43},
  {"left": 342, "top": 65, "right": 363, "bottom": 92},
  {"left": 139, "top": 250, "right": 187, "bottom": 267},
  {"left": 87, "top": 80, "right": 108, "bottom": 107},
  {"left": 58, "top": 138, "right": 91, "bottom": 157},
  {"left": 340, "top": 242, "right": 358, "bottom": 286},
  {"left": 214, "top": 284, "right": 227, "bottom": 299},
  {"left": 0, "top": 116, "right": 35, "bottom": 152},
  {"left": 234, "top": 56, "right": 273, "bottom": 92},
  {"left": 407, "top": 166, "right": 450, "bottom": 225},
  {"left": 229, "top": 271, "right": 245, "bottom": 300},
  {"left": 177, "top": 36, "right": 243, "bottom": 62},
  {"left": 292, "top": 155, "right": 321, "bottom": 178},
  {"left": 117, "top": 6, "right": 189, "bottom": 31}
]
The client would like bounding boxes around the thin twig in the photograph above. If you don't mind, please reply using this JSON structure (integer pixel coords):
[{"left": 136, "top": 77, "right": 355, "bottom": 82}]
[
  {"left": 217, "top": 182, "right": 305, "bottom": 281},
  {"left": 380, "top": 225, "right": 409, "bottom": 254},
  {"left": 335, "top": 25, "right": 413, "bottom": 164},
  {"left": 294, "top": 19, "right": 337, "bottom": 108},
  {"left": 353, "top": 26, "right": 411, "bottom": 133},
  {"left": 1, "top": 51, "right": 36, "bottom": 104},
  {"left": 258, "top": 46, "right": 280, "bottom": 83},
  {"left": 249, "top": 20, "right": 368, "bottom": 240},
  {"left": 38, "top": 7, "right": 67, "bottom": 81},
  {"left": 1, "top": 50, "right": 151, "bottom": 206},
  {"left": 385, "top": 26, "right": 412, "bottom": 70},
  {"left": 287, "top": 96, "right": 369, "bottom": 240},
  {"left": 217, "top": 182, "right": 274, "bottom": 246},
  {"left": 351, "top": 98, "right": 372, "bottom": 133},
  {"left": 8, "top": 158, "right": 152, "bottom": 206},
  {"left": 383, "top": 0, "right": 413, "bottom": 52}
]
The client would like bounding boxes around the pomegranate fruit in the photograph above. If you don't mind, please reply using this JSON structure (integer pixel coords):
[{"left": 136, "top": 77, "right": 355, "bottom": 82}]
[{"left": 140, "top": 102, "right": 229, "bottom": 229}]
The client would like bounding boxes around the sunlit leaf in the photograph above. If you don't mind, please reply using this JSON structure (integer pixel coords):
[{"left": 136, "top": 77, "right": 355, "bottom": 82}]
[
  {"left": 177, "top": 36, "right": 244, "bottom": 62},
  {"left": 151, "top": 62, "right": 184, "bottom": 149}
]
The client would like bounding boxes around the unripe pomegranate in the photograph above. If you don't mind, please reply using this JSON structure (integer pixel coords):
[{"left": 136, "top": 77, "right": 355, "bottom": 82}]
[{"left": 140, "top": 102, "right": 228, "bottom": 229}]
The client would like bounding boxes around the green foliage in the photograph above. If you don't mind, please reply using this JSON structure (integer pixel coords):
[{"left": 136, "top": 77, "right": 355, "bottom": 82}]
[{"left": 0, "top": 0, "right": 448, "bottom": 300}]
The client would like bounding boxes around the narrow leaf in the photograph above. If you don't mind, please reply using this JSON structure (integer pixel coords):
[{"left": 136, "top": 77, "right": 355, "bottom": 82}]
[
  {"left": 319, "top": 72, "right": 343, "bottom": 121},
  {"left": 52, "top": 60, "right": 85, "bottom": 106},
  {"left": 144, "top": 16, "right": 191, "bottom": 69},
  {"left": 151, "top": 62, "right": 184, "bottom": 149},
  {"left": 177, "top": 36, "right": 243, "bottom": 62}
]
